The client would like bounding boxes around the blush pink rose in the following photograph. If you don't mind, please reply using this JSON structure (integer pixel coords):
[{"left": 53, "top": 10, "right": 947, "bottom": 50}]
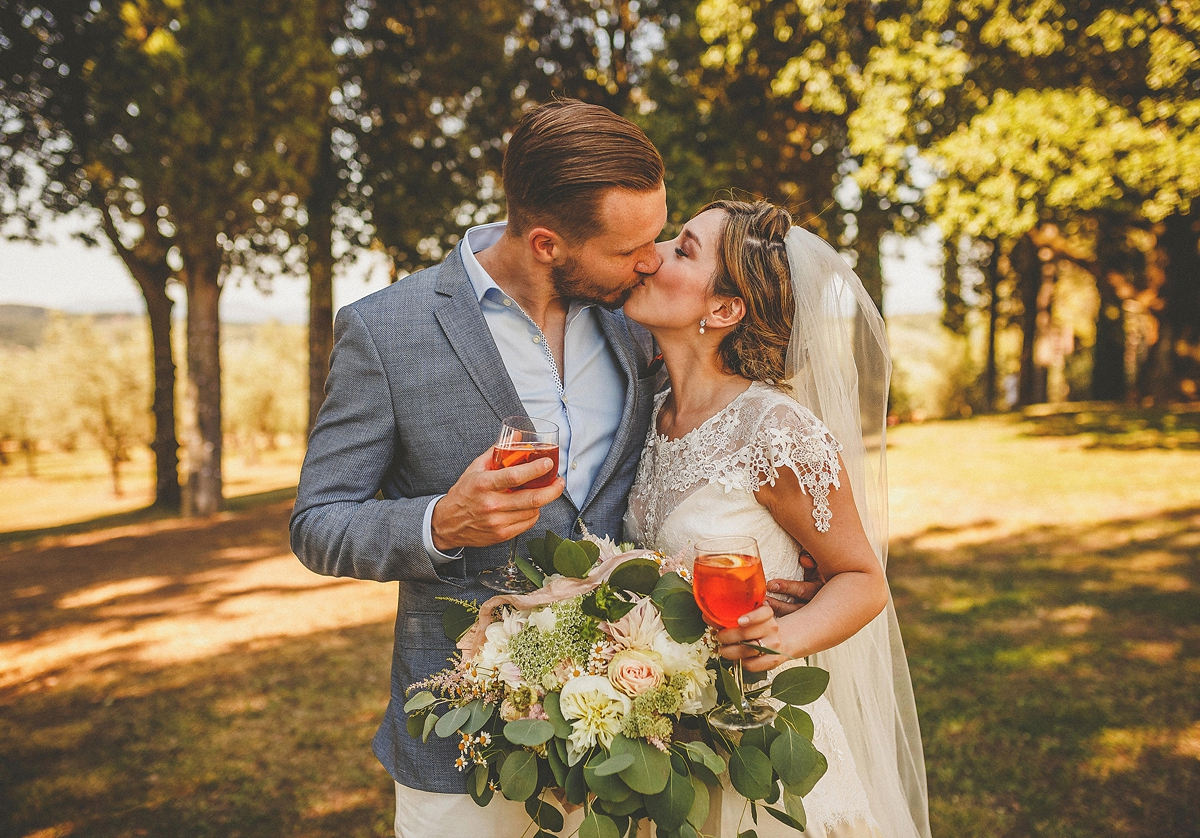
[{"left": 607, "top": 649, "right": 665, "bottom": 697}]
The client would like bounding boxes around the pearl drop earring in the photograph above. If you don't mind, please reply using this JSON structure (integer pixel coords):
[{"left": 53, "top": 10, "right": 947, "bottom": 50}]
[{"left": 699, "top": 319, "right": 707, "bottom": 335}]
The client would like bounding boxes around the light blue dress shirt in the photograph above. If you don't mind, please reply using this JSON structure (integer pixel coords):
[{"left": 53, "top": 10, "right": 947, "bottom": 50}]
[{"left": 422, "top": 221, "right": 627, "bottom": 561}]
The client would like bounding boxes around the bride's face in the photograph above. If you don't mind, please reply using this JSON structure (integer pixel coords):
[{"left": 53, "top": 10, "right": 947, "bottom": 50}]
[{"left": 624, "top": 208, "right": 726, "bottom": 332}]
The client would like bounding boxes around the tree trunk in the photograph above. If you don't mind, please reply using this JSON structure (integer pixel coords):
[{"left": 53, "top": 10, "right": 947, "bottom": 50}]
[
  {"left": 1092, "top": 216, "right": 1129, "bottom": 402},
  {"left": 99, "top": 213, "right": 182, "bottom": 510},
  {"left": 852, "top": 204, "right": 887, "bottom": 433},
  {"left": 182, "top": 258, "right": 224, "bottom": 517},
  {"left": 983, "top": 238, "right": 1001, "bottom": 411},
  {"left": 306, "top": 121, "right": 337, "bottom": 435},
  {"left": 942, "top": 236, "right": 967, "bottom": 335},
  {"left": 140, "top": 278, "right": 181, "bottom": 509},
  {"left": 1156, "top": 210, "right": 1200, "bottom": 401},
  {"left": 1012, "top": 234, "right": 1041, "bottom": 406}
]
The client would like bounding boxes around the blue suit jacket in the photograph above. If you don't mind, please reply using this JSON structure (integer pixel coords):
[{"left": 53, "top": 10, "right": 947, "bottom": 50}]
[{"left": 290, "top": 246, "right": 658, "bottom": 792}]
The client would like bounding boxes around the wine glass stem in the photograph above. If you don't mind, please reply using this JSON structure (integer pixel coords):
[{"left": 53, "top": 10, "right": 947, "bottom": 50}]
[
  {"left": 504, "top": 539, "right": 520, "bottom": 579},
  {"left": 734, "top": 661, "right": 751, "bottom": 716}
]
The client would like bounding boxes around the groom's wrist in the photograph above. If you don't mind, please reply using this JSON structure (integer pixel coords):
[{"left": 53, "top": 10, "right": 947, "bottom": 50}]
[{"left": 424, "top": 496, "right": 464, "bottom": 563}]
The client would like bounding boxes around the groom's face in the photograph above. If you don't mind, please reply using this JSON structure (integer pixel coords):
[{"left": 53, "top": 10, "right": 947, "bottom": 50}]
[{"left": 552, "top": 184, "right": 667, "bottom": 309}]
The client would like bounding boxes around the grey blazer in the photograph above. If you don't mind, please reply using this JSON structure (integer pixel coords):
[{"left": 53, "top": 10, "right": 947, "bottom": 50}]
[{"left": 289, "top": 245, "right": 658, "bottom": 793}]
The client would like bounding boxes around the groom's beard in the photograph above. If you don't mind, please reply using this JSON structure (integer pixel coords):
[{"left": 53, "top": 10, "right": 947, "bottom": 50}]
[{"left": 551, "top": 256, "right": 634, "bottom": 310}]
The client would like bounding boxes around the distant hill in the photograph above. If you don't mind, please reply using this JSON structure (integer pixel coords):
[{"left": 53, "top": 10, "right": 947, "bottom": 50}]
[{"left": 0, "top": 304, "right": 51, "bottom": 348}]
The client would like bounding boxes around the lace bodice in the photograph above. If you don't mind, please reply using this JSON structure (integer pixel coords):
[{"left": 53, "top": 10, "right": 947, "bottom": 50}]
[{"left": 625, "top": 381, "right": 842, "bottom": 555}]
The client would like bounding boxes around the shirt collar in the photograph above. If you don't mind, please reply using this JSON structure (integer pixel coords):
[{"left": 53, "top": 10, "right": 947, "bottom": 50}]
[
  {"left": 460, "top": 221, "right": 594, "bottom": 319},
  {"left": 460, "top": 221, "right": 509, "bottom": 303}
]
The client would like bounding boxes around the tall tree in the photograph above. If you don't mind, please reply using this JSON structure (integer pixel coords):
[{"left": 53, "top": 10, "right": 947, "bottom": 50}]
[{"left": 1, "top": 0, "right": 182, "bottom": 508}]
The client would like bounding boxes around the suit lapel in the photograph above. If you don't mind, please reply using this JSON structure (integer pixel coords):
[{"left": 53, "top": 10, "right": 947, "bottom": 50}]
[
  {"left": 433, "top": 251, "right": 526, "bottom": 425},
  {"left": 581, "top": 309, "right": 641, "bottom": 511}
]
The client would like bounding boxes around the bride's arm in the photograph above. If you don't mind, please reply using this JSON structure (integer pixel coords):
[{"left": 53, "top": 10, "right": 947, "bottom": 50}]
[{"left": 717, "top": 457, "right": 889, "bottom": 672}]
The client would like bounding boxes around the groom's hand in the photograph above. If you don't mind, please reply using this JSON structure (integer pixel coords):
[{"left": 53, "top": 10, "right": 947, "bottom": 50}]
[{"left": 430, "top": 448, "right": 564, "bottom": 551}]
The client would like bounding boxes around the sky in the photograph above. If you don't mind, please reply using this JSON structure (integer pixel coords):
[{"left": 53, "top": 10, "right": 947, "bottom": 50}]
[{"left": 0, "top": 215, "right": 945, "bottom": 321}]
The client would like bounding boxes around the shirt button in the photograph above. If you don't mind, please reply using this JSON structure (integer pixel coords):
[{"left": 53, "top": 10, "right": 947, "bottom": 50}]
[
  {"left": 562, "top": 396, "right": 569, "bottom": 405},
  {"left": 503, "top": 298, "right": 513, "bottom": 307},
  {"left": 571, "top": 461, "right": 579, "bottom": 470},
  {"left": 532, "top": 335, "right": 542, "bottom": 344}
]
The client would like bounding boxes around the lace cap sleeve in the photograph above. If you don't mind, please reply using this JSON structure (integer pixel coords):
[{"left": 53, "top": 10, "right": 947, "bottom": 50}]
[{"left": 725, "top": 395, "right": 843, "bottom": 532}]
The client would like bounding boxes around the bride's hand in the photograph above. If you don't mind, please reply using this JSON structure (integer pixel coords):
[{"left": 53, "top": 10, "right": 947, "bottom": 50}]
[
  {"left": 715, "top": 605, "right": 789, "bottom": 672},
  {"left": 766, "top": 552, "right": 824, "bottom": 615}
]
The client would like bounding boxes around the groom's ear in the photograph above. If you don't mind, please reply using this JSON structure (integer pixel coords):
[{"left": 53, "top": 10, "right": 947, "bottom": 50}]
[
  {"left": 528, "top": 226, "right": 565, "bottom": 265},
  {"left": 709, "top": 296, "right": 745, "bottom": 329}
]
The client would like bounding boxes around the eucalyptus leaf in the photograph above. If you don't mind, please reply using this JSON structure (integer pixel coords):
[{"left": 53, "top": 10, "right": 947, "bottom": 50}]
[
  {"left": 585, "top": 754, "right": 633, "bottom": 802},
  {"left": 468, "top": 764, "right": 494, "bottom": 806},
  {"left": 499, "top": 750, "right": 538, "bottom": 801},
  {"left": 527, "top": 537, "right": 551, "bottom": 576},
  {"left": 553, "top": 539, "right": 593, "bottom": 578},
  {"left": 421, "top": 711, "right": 438, "bottom": 743},
  {"left": 434, "top": 704, "right": 472, "bottom": 739},
  {"left": 782, "top": 789, "right": 808, "bottom": 831},
  {"left": 611, "top": 734, "right": 671, "bottom": 795},
  {"left": 741, "top": 642, "right": 786, "bottom": 658},
  {"left": 740, "top": 723, "right": 780, "bottom": 754},
  {"left": 601, "top": 791, "right": 644, "bottom": 817},
  {"left": 770, "top": 728, "right": 819, "bottom": 786},
  {"left": 658, "top": 589, "right": 708, "bottom": 643},
  {"left": 577, "top": 539, "right": 601, "bottom": 565},
  {"left": 729, "top": 746, "right": 775, "bottom": 800},
  {"left": 645, "top": 768, "right": 695, "bottom": 831},
  {"left": 717, "top": 662, "right": 741, "bottom": 705},
  {"left": 765, "top": 805, "right": 805, "bottom": 831},
  {"left": 593, "top": 753, "right": 636, "bottom": 776},
  {"left": 504, "top": 718, "right": 556, "bottom": 747},
  {"left": 737, "top": 830, "right": 758, "bottom": 838},
  {"left": 441, "top": 600, "right": 478, "bottom": 642},
  {"left": 405, "top": 711, "right": 425, "bottom": 740},
  {"left": 526, "top": 797, "right": 566, "bottom": 832},
  {"left": 565, "top": 759, "right": 587, "bottom": 805},
  {"left": 680, "top": 741, "right": 726, "bottom": 776},
  {"left": 402, "top": 691, "right": 436, "bottom": 713},
  {"left": 547, "top": 738, "right": 568, "bottom": 787},
  {"left": 543, "top": 692, "right": 573, "bottom": 739},
  {"left": 787, "top": 749, "right": 828, "bottom": 797},
  {"left": 775, "top": 705, "right": 815, "bottom": 740},
  {"left": 687, "top": 773, "right": 711, "bottom": 828},
  {"left": 769, "top": 666, "right": 830, "bottom": 707},
  {"left": 579, "top": 810, "right": 620, "bottom": 838},
  {"left": 678, "top": 825, "right": 700, "bottom": 838},
  {"left": 608, "top": 558, "right": 662, "bottom": 595},
  {"left": 461, "top": 698, "right": 493, "bottom": 735},
  {"left": 515, "top": 554, "right": 545, "bottom": 587},
  {"left": 651, "top": 571, "right": 691, "bottom": 600}
]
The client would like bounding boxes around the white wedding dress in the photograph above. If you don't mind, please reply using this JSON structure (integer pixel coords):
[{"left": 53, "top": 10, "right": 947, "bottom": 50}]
[{"left": 622, "top": 381, "right": 882, "bottom": 838}]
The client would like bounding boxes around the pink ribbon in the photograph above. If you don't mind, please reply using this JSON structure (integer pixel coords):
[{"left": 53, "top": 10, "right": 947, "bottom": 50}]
[{"left": 456, "top": 549, "right": 658, "bottom": 660}]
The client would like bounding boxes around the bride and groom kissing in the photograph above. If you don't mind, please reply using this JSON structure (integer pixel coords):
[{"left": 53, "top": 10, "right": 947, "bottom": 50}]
[{"left": 290, "top": 99, "right": 930, "bottom": 838}]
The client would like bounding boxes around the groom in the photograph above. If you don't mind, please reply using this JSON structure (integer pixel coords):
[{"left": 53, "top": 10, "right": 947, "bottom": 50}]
[{"left": 290, "top": 99, "right": 667, "bottom": 828}]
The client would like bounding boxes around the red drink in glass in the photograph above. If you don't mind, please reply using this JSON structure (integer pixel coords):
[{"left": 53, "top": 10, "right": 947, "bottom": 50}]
[
  {"left": 492, "top": 442, "right": 560, "bottom": 489},
  {"left": 693, "top": 553, "right": 767, "bottom": 629}
]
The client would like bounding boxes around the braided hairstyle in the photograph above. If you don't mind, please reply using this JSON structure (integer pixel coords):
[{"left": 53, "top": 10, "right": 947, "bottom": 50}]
[{"left": 702, "top": 199, "right": 795, "bottom": 385}]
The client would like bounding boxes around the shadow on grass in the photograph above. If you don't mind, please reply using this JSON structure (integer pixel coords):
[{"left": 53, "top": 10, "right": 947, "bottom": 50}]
[
  {"left": 1020, "top": 402, "right": 1200, "bottom": 450},
  {"left": 890, "top": 505, "right": 1200, "bottom": 838},
  {"left": 0, "top": 499, "right": 307, "bottom": 647},
  {"left": 0, "top": 486, "right": 298, "bottom": 548},
  {"left": 0, "top": 622, "right": 396, "bottom": 838}
]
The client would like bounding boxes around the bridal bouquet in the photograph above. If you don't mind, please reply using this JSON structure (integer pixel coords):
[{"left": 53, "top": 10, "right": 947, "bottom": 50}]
[{"left": 404, "top": 532, "right": 830, "bottom": 837}]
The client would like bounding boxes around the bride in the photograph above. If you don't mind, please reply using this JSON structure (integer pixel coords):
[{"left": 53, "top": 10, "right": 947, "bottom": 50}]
[{"left": 621, "top": 200, "right": 931, "bottom": 838}]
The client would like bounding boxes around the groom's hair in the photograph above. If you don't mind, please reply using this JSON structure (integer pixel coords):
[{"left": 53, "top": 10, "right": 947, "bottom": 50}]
[{"left": 502, "top": 99, "right": 664, "bottom": 242}]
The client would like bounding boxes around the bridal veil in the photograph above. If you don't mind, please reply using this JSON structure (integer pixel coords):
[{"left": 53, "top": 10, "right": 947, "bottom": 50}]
[{"left": 783, "top": 226, "right": 931, "bottom": 838}]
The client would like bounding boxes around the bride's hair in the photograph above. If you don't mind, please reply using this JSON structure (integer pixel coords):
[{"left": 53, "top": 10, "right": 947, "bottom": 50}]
[{"left": 702, "top": 199, "right": 795, "bottom": 384}]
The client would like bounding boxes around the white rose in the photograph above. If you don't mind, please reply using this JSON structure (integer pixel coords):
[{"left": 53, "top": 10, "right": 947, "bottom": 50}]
[{"left": 607, "top": 649, "right": 665, "bottom": 697}]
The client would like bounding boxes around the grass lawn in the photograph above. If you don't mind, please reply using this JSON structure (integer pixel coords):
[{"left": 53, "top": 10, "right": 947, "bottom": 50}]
[{"left": 1, "top": 415, "right": 1197, "bottom": 837}]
